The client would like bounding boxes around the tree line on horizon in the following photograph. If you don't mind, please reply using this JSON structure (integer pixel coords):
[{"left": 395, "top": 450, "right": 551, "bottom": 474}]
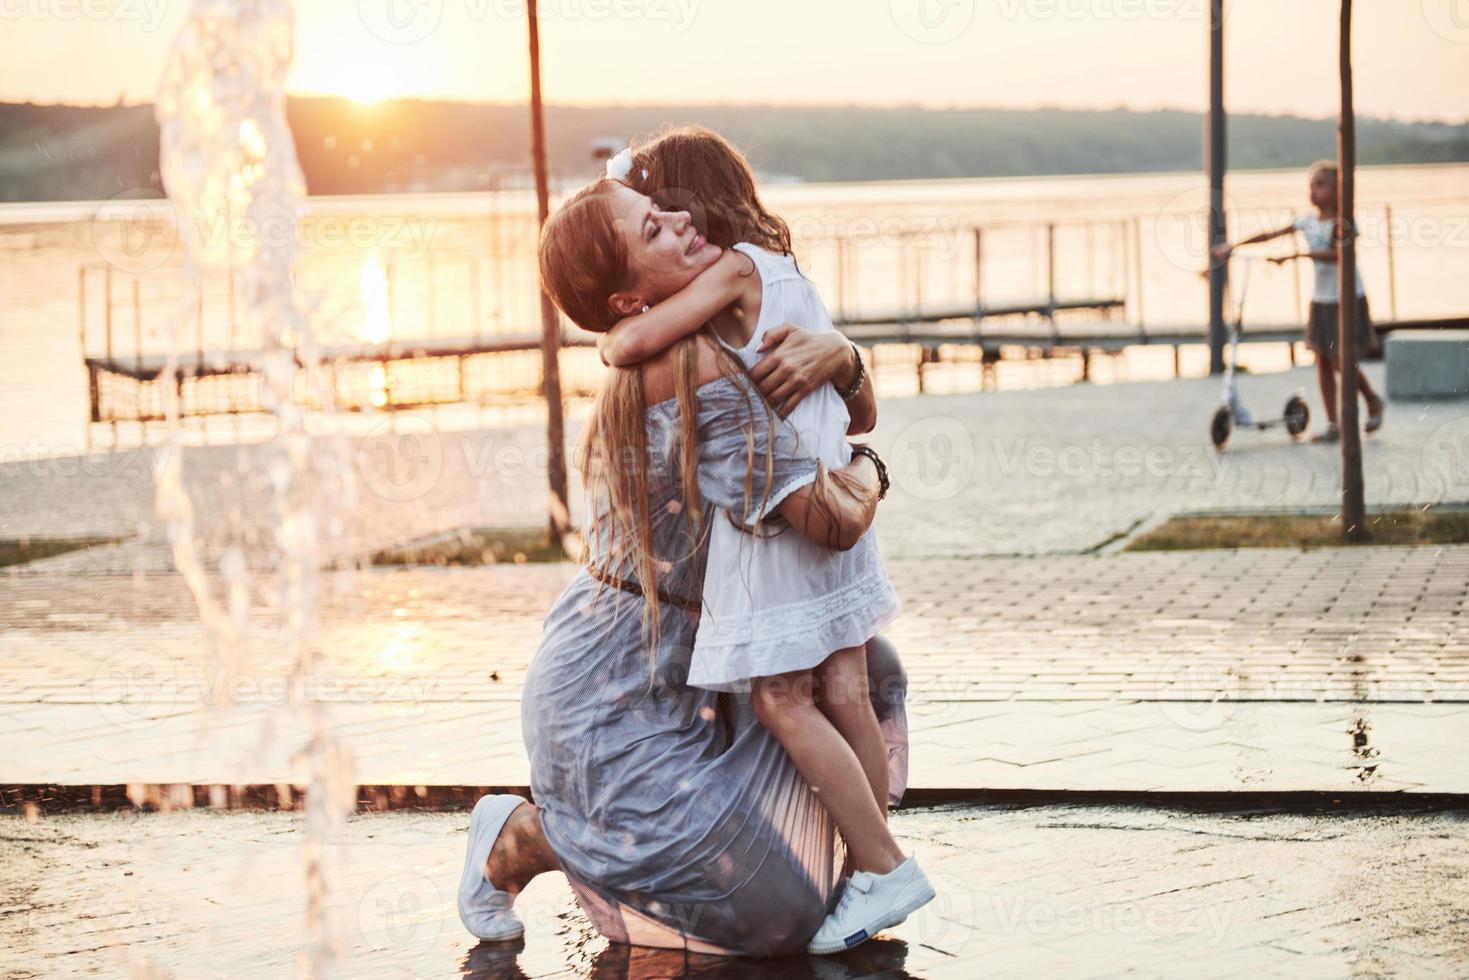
[{"left": 2, "top": 97, "right": 1466, "bottom": 202}]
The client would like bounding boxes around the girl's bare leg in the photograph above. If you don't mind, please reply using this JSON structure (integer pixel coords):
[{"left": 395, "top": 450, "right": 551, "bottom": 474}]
[
  {"left": 1316, "top": 355, "right": 1339, "bottom": 426},
  {"left": 1357, "top": 369, "right": 1384, "bottom": 414},
  {"left": 815, "top": 646, "right": 889, "bottom": 817},
  {"left": 486, "top": 803, "right": 561, "bottom": 898},
  {"left": 752, "top": 670, "right": 904, "bottom": 875}
]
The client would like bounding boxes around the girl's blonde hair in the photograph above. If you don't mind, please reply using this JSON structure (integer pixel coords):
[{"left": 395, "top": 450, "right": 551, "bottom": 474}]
[
  {"left": 628, "top": 125, "right": 793, "bottom": 257},
  {"left": 1308, "top": 159, "right": 1339, "bottom": 182}
]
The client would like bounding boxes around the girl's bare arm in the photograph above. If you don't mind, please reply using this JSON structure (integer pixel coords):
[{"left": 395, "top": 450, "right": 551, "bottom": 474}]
[
  {"left": 1212, "top": 221, "right": 1298, "bottom": 259},
  {"left": 599, "top": 250, "right": 752, "bottom": 367},
  {"left": 1272, "top": 248, "right": 1336, "bottom": 265}
]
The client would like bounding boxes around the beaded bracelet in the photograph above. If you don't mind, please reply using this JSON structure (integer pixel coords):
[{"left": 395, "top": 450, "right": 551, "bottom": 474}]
[{"left": 849, "top": 444, "right": 890, "bottom": 500}]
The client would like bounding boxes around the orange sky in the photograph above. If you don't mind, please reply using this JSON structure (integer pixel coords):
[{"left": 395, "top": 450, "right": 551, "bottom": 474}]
[{"left": 4, "top": 0, "right": 1468, "bottom": 121}]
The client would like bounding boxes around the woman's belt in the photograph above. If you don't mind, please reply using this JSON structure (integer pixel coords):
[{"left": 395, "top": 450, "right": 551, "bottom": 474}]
[{"left": 586, "top": 565, "right": 701, "bottom": 615}]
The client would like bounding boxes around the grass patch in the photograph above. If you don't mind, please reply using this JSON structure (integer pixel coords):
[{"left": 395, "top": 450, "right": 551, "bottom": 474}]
[
  {"left": 0, "top": 535, "right": 126, "bottom": 567},
  {"left": 1125, "top": 510, "right": 1469, "bottom": 552},
  {"left": 370, "top": 526, "right": 572, "bottom": 566}
]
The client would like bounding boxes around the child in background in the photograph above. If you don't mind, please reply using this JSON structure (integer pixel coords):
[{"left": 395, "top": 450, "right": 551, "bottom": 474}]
[{"left": 1214, "top": 160, "right": 1384, "bottom": 443}]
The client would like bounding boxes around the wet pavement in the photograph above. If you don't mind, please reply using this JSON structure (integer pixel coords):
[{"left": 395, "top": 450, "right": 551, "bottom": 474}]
[
  {"left": 4, "top": 803, "right": 1467, "bottom": 978},
  {"left": 4, "top": 543, "right": 1468, "bottom": 794},
  {"left": 3, "top": 367, "right": 1469, "bottom": 974}
]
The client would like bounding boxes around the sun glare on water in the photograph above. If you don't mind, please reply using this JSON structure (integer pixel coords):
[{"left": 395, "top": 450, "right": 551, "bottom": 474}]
[
  {"left": 360, "top": 251, "right": 392, "bottom": 344},
  {"left": 359, "top": 251, "right": 393, "bottom": 408}
]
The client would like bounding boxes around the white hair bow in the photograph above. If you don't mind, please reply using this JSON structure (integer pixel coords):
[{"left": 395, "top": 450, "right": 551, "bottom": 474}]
[{"left": 606, "top": 147, "right": 648, "bottom": 184}]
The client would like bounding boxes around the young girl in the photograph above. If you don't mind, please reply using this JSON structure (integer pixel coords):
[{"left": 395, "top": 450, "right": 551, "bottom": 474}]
[
  {"left": 1214, "top": 160, "right": 1385, "bottom": 442},
  {"left": 597, "top": 134, "right": 931, "bottom": 954}
]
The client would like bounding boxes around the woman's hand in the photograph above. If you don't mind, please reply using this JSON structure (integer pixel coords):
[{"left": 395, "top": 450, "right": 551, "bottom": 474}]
[{"left": 749, "top": 324, "right": 876, "bottom": 433}]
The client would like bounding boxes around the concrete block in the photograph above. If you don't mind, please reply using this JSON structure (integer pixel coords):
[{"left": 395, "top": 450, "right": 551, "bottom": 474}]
[{"left": 1385, "top": 329, "right": 1469, "bottom": 400}]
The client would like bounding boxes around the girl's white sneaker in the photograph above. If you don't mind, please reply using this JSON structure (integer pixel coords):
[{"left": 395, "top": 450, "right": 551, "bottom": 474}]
[
  {"left": 807, "top": 855, "right": 935, "bottom": 955},
  {"left": 457, "top": 794, "right": 528, "bottom": 942}
]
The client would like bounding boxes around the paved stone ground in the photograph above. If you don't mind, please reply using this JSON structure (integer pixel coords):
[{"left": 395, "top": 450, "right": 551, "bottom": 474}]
[
  {"left": 3, "top": 368, "right": 1469, "bottom": 976},
  {"left": 4, "top": 546, "right": 1468, "bottom": 793},
  {"left": 3, "top": 366, "right": 1469, "bottom": 795},
  {"left": 3, "top": 804, "right": 1467, "bottom": 978}
]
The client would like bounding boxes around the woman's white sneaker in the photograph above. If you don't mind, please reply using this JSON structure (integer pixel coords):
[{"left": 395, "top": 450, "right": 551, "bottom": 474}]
[
  {"left": 807, "top": 855, "right": 935, "bottom": 955},
  {"left": 457, "top": 794, "right": 528, "bottom": 942}
]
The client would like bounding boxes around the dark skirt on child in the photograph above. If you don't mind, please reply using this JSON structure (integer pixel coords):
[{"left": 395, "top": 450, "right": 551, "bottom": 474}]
[{"left": 1306, "top": 297, "right": 1376, "bottom": 358}]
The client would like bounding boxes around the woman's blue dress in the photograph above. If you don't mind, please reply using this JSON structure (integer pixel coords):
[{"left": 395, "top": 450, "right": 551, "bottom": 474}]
[{"left": 522, "top": 375, "right": 909, "bottom": 957}]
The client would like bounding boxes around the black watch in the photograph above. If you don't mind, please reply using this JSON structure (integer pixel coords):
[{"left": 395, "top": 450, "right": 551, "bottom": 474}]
[{"left": 849, "top": 444, "right": 889, "bottom": 500}]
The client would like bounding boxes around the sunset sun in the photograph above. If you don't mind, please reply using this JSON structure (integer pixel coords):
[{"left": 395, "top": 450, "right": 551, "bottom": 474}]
[{"left": 342, "top": 68, "right": 394, "bottom": 105}]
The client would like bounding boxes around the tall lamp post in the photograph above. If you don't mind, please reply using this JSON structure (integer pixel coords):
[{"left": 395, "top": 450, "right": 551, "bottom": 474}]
[
  {"left": 526, "top": 0, "right": 571, "bottom": 545},
  {"left": 1206, "top": 0, "right": 1227, "bottom": 375},
  {"left": 1337, "top": 0, "right": 1367, "bottom": 540}
]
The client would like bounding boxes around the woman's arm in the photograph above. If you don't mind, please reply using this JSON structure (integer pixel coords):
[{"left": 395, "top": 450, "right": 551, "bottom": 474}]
[
  {"left": 749, "top": 325, "right": 877, "bottom": 434},
  {"left": 599, "top": 250, "right": 751, "bottom": 367}
]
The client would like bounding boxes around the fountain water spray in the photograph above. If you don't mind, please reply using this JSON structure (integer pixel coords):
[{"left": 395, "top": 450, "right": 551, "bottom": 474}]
[{"left": 155, "top": 0, "right": 358, "bottom": 971}]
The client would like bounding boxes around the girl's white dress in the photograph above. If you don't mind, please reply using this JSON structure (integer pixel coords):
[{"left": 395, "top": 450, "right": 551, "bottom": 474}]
[{"left": 687, "top": 243, "right": 901, "bottom": 692}]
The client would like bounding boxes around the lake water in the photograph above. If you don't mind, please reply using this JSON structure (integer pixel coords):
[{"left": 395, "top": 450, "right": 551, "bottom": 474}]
[{"left": 1, "top": 163, "right": 1465, "bottom": 457}]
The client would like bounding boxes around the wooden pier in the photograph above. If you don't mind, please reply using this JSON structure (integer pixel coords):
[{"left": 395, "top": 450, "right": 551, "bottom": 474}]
[{"left": 75, "top": 201, "right": 1456, "bottom": 445}]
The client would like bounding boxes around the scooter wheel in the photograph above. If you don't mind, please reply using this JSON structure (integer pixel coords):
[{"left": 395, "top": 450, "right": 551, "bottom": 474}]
[
  {"left": 1211, "top": 405, "right": 1232, "bottom": 451},
  {"left": 1284, "top": 395, "right": 1310, "bottom": 439}
]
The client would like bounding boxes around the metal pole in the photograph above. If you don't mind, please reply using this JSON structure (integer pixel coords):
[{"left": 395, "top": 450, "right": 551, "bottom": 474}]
[
  {"left": 527, "top": 0, "right": 571, "bottom": 545},
  {"left": 1206, "top": 0, "right": 1228, "bottom": 375},
  {"left": 972, "top": 227, "right": 984, "bottom": 314},
  {"left": 1293, "top": 255, "right": 1304, "bottom": 325},
  {"left": 1118, "top": 220, "right": 1129, "bottom": 315},
  {"left": 133, "top": 278, "right": 142, "bottom": 376},
  {"left": 849, "top": 239, "right": 857, "bottom": 319},
  {"left": 78, "top": 266, "right": 87, "bottom": 360},
  {"left": 134, "top": 276, "right": 143, "bottom": 439},
  {"left": 471, "top": 259, "right": 483, "bottom": 341},
  {"left": 1046, "top": 223, "right": 1056, "bottom": 316},
  {"left": 1086, "top": 222, "right": 1095, "bottom": 296},
  {"left": 893, "top": 246, "right": 904, "bottom": 320},
  {"left": 1384, "top": 203, "right": 1399, "bottom": 321},
  {"left": 1133, "top": 217, "right": 1145, "bottom": 332},
  {"left": 387, "top": 257, "right": 397, "bottom": 333},
  {"left": 104, "top": 266, "right": 114, "bottom": 363},
  {"left": 840, "top": 238, "right": 852, "bottom": 323},
  {"left": 490, "top": 177, "right": 505, "bottom": 325},
  {"left": 79, "top": 267, "right": 90, "bottom": 449},
  {"left": 915, "top": 241, "right": 925, "bottom": 316},
  {"left": 1338, "top": 0, "right": 1366, "bottom": 540},
  {"left": 426, "top": 254, "right": 436, "bottom": 336}
]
